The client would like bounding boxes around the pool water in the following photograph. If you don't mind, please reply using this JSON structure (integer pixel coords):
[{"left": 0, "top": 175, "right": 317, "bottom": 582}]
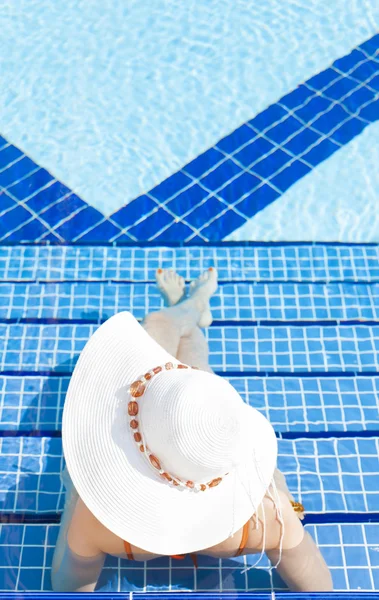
[{"left": 1, "top": 0, "right": 379, "bottom": 595}]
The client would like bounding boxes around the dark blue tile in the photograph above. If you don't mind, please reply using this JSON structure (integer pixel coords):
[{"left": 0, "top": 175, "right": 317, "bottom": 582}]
[
  {"left": 325, "top": 77, "right": 358, "bottom": 100},
  {"left": 0, "top": 191, "right": 17, "bottom": 213},
  {"left": 217, "top": 124, "right": 255, "bottom": 153},
  {"left": 280, "top": 85, "right": 315, "bottom": 109},
  {"left": 128, "top": 208, "right": 173, "bottom": 239},
  {"left": 342, "top": 86, "right": 377, "bottom": 112},
  {"left": 166, "top": 184, "right": 209, "bottom": 216},
  {"left": 40, "top": 231, "right": 63, "bottom": 242},
  {"left": 351, "top": 60, "right": 378, "bottom": 82},
  {"left": 251, "top": 148, "right": 292, "bottom": 179},
  {"left": 40, "top": 194, "right": 86, "bottom": 227},
  {"left": 184, "top": 195, "right": 225, "bottom": 227},
  {"left": 295, "top": 96, "right": 332, "bottom": 122},
  {"left": 171, "top": 568, "right": 195, "bottom": 590},
  {"left": 0, "top": 156, "right": 37, "bottom": 188},
  {"left": 7, "top": 168, "right": 54, "bottom": 201},
  {"left": 111, "top": 195, "right": 159, "bottom": 228},
  {"left": 368, "top": 73, "right": 379, "bottom": 91},
  {"left": 330, "top": 118, "right": 367, "bottom": 144},
  {"left": 0, "top": 205, "right": 32, "bottom": 239},
  {"left": 233, "top": 136, "right": 275, "bottom": 168},
  {"left": 270, "top": 160, "right": 311, "bottom": 192},
  {"left": 153, "top": 221, "right": 195, "bottom": 242},
  {"left": 265, "top": 115, "right": 303, "bottom": 144},
  {"left": 24, "top": 181, "right": 71, "bottom": 212},
  {"left": 200, "top": 159, "right": 241, "bottom": 191},
  {"left": 54, "top": 206, "right": 103, "bottom": 240},
  {"left": 5, "top": 217, "right": 50, "bottom": 242},
  {"left": 149, "top": 171, "right": 192, "bottom": 202},
  {"left": 235, "top": 184, "right": 280, "bottom": 217},
  {"left": 333, "top": 49, "right": 366, "bottom": 72},
  {"left": 184, "top": 147, "right": 224, "bottom": 178},
  {"left": 312, "top": 104, "right": 350, "bottom": 134},
  {"left": 75, "top": 218, "right": 122, "bottom": 242},
  {"left": 217, "top": 171, "right": 260, "bottom": 203},
  {"left": 0, "top": 145, "right": 23, "bottom": 169},
  {"left": 250, "top": 104, "right": 288, "bottom": 130},
  {"left": 302, "top": 138, "right": 339, "bottom": 167},
  {"left": 18, "top": 568, "right": 42, "bottom": 590},
  {"left": 306, "top": 68, "right": 340, "bottom": 90},
  {"left": 358, "top": 98, "right": 379, "bottom": 122},
  {"left": 0, "top": 566, "right": 18, "bottom": 590},
  {"left": 284, "top": 128, "right": 321, "bottom": 154},
  {"left": 200, "top": 210, "right": 246, "bottom": 240},
  {"left": 0, "top": 524, "right": 23, "bottom": 545},
  {"left": 359, "top": 33, "right": 379, "bottom": 56},
  {"left": 0, "top": 136, "right": 7, "bottom": 149}
]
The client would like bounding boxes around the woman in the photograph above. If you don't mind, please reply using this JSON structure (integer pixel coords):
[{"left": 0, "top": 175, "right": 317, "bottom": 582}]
[{"left": 51, "top": 268, "right": 333, "bottom": 592}]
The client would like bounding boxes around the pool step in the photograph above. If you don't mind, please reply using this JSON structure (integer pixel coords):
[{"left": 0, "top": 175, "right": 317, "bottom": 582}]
[
  {"left": 0, "top": 522, "right": 377, "bottom": 592},
  {"left": 1, "top": 375, "right": 378, "bottom": 433},
  {"left": 0, "top": 281, "right": 378, "bottom": 322},
  {"left": 1, "top": 244, "right": 378, "bottom": 282},
  {"left": 1, "top": 436, "right": 378, "bottom": 516}
]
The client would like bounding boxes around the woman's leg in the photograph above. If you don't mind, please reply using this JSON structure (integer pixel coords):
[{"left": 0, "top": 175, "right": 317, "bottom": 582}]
[{"left": 142, "top": 268, "right": 217, "bottom": 361}]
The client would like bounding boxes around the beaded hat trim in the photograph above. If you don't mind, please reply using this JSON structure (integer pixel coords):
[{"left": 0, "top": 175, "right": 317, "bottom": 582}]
[{"left": 128, "top": 362, "right": 227, "bottom": 492}]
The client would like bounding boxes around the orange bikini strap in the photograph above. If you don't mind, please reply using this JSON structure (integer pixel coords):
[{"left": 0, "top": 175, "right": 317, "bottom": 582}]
[
  {"left": 235, "top": 520, "right": 250, "bottom": 557},
  {"left": 123, "top": 539, "right": 134, "bottom": 561}
]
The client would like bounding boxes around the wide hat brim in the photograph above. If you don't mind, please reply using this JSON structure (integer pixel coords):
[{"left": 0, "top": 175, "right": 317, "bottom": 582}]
[{"left": 62, "top": 312, "right": 277, "bottom": 555}]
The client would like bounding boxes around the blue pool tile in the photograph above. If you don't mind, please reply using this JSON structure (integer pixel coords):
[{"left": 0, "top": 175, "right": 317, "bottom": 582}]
[
  {"left": 184, "top": 196, "right": 225, "bottom": 228},
  {"left": 0, "top": 145, "right": 23, "bottom": 169},
  {"left": 0, "top": 191, "right": 17, "bottom": 213},
  {"left": 312, "top": 104, "right": 350, "bottom": 134},
  {"left": 280, "top": 85, "right": 315, "bottom": 110},
  {"left": 39, "top": 194, "right": 85, "bottom": 228},
  {"left": 200, "top": 210, "right": 246, "bottom": 240},
  {"left": 165, "top": 184, "right": 209, "bottom": 216},
  {"left": 0, "top": 156, "right": 37, "bottom": 188},
  {"left": 359, "top": 33, "right": 379, "bottom": 55},
  {"left": 250, "top": 104, "right": 288, "bottom": 130},
  {"left": 365, "top": 73, "right": 379, "bottom": 91},
  {"left": 251, "top": 148, "right": 292, "bottom": 178},
  {"left": 233, "top": 136, "right": 275, "bottom": 168},
  {"left": 330, "top": 118, "right": 367, "bottom": 145},
  {"left": 265, "top": 115, "right": 303, "bottom": 144},
  {"left": 334, "top": 49, "right": 367, "bottom": 73},
  {"left": 284, "top": 128, "right": 321, "bottom": 154},
  {"left": 358, "top": 98, "right": 379, "bottom": 122},
  {"left": 24, "top": 181, "right": 71, "bottom": 213},
  {"left": 217, "top": 124, "right": 256, "bottom": 153},
  {"left": 153, "top": 221, "right": 195, "bottom": 241},
  {"left": 128, "top": 208, "right": 173, "bottom": 239},
  {"left": 111, "top": 195, "right": 158, "bottom": 228},
  {"left": 270, "top": 159, "right": 311, "bottom": 192},
  {"left": 324, "top": 77, "right": 358, "bottom": 101},
  {"left": 0, "top": 525, "right": 23, "bottom": 545},
  {"left": 53, "top": 206, "right": 103, "bottom": 240},
  {"left": 217, "top": 171, "right": 260, "bottom": 203},
  {"left": 0, "top": 136, "right": 7, "bottom": 149},
  {"left": 7, "top": 168, "right": 54, "bottom": 201},
  {"left": 295, "top": 96, "right": 333, "bottom": 123},
  {"left": 350, "top": 60, "right": 378, "bottom": 82},
  {"left": 0, "top": 205, "right": 32, "bottom": 239},
  {"left": 302, "top": 138, "right": 339, "bottom": 167},
  {"left": 149, "top": 170, "right": 192, "bottom": 202},
  {"left": 184, "top": 147, "right": 224, "bottom": 178},
  {"left": 4, "top": 217, "right": 50, "bottom": 242},
  {"left": 75, "top": 218, "right": 123, "bottom": 242},
  {"left": 235, "top": 184, "right": 280, "bottom": 217},
  {"left": 342, "top": 86, "right": 377, "bottom": 113},
  {"left": 0, "top": 567, "right": 18, "bottom": 591},
  {"left": 200, "top": 159, "right": 241, "bottom": 191},
  {"left": 306, "top": 68, "right": 340, "bottom": 90},
  {"left": 18, "top": 568, "right": 43, "bottom": 590}
]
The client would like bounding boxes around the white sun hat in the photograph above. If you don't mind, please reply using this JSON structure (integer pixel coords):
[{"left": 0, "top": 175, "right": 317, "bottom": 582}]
[{"left": 62, "top": 311, "right": 277, "bottom": 556}]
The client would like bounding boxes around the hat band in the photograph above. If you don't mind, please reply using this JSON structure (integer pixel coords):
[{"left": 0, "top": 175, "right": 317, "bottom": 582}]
[{"left": 128, "top": 362, "right": 227, "bottom": 492}]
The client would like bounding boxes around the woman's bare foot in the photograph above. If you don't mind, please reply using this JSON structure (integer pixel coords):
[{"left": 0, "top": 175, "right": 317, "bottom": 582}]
[
  {"left": 156, "top": 269, "right": 185, "bottom": 306},
  {"left": 189, "top": 267, "right": 218, "bottom": 328}
]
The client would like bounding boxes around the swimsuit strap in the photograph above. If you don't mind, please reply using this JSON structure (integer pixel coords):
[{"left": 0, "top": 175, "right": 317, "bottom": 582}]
[
  {"left": 234, "top": 519, "right": 250, "bottom": 557},
  {"left": 123, "top": 539, "right": 134, "bottom": 561}
]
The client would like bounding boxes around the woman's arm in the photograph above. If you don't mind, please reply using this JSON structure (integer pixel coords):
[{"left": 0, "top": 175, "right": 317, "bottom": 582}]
[{"left": 51, "top": 497, "right": 106, "bottom": 592}]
